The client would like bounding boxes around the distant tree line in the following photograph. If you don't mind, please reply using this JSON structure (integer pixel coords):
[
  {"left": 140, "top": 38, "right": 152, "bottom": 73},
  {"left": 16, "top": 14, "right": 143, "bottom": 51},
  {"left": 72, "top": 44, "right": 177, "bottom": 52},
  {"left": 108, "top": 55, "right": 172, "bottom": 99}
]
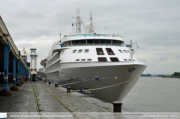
[
  {"left": 172, "top": 72, "right": 180, "bottom": 76},
  {"left": 141, "top": 74, "right": 152, "bottom": 76}
]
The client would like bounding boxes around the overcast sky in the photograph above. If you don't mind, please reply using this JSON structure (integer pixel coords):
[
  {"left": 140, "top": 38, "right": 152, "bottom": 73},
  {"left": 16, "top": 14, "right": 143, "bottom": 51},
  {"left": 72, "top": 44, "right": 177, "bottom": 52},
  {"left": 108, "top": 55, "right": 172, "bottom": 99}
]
[{"left": 0, "top": 0, "right": 180, "bottom": 74}]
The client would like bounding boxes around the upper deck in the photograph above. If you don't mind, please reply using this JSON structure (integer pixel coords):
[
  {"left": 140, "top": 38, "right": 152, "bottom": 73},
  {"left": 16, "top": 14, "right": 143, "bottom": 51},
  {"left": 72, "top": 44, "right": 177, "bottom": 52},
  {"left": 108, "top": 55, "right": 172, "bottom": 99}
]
[{"left": 61, "top": 33, "right": 124, "bottom": 47}]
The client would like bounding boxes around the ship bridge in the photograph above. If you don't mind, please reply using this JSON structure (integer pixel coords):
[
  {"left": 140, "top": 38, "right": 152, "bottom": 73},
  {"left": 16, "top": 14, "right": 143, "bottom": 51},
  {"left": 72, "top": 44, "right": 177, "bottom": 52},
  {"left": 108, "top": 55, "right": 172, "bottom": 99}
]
[{"left": 61, "top": 33, "right": 124, "bottom": 47}]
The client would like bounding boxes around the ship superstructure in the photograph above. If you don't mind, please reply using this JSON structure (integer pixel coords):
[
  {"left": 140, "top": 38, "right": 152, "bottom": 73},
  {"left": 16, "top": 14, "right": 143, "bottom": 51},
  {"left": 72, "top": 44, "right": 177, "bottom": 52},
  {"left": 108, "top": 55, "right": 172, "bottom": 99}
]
[{"left": 42, "top": 9, "right": 147, "bottom": 103}]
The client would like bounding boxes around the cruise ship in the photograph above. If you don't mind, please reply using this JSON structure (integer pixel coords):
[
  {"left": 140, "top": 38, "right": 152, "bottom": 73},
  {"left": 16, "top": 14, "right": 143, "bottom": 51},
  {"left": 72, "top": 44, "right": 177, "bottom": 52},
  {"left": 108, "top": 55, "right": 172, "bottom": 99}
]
[{"left": 41, "top": 9, "right": 147, "bottom": 103}]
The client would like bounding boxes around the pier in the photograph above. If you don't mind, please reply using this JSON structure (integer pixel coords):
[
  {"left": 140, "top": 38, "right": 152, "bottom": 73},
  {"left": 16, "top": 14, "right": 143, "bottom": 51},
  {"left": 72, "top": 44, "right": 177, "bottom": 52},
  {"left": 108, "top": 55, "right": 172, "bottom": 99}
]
[{"left": 0, "top": 80, "right": 126, "bottom": 119}]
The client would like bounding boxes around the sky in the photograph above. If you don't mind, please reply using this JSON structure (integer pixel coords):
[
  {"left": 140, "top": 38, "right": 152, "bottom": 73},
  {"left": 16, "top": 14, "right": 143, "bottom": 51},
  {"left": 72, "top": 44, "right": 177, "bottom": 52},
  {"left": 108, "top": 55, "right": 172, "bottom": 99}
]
[{"left": 0, "top": 0, "right": 180, "bottom": 74}]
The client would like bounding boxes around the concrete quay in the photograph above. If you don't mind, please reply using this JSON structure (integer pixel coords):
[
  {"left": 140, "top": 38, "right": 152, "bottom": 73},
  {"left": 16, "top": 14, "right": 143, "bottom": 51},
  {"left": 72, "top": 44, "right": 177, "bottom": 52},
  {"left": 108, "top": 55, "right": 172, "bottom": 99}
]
[{"left": 0, "top": 80, "right": 127, "bottom": 119}]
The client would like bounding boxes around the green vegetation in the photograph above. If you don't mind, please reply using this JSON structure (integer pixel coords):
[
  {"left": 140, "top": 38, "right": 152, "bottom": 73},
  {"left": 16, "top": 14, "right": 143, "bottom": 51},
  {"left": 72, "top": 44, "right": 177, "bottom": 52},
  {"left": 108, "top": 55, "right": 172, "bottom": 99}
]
[
  {"left": 172, "top": 72, "right": 180, "bottom": 76},
  {"left": 162, "top": 72, "right": 180, "bottom": 78}
]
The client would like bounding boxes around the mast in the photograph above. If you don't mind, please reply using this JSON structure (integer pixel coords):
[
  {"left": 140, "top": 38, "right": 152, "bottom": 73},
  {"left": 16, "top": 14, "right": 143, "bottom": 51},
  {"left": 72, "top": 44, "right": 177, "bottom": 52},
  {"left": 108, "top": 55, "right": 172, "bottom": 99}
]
[
  {"left": 76, "top": 8, "right": 81, "bottom": 33},
  {"left": 60, "top": 9, "right": 61, "bottom": 40}
]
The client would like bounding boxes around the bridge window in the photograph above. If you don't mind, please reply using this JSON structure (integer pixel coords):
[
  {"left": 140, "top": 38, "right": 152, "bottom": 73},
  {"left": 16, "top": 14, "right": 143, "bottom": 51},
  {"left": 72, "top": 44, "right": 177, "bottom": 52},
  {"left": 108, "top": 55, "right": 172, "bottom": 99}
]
[
  {"left": 76, "top": 59, "right": 80, "bottom": 61},
  {"left": 87, "top": 40, "right": 93, "bottom": 45},
  {"left": 98, "top": 57, "right": 107, "bottom": 62},
  {"left": 106, "top": 48, "right": 115, "bottom": 55},
  {"left": 96, "top": 48, "right": 104, "bottom": 55},
  {"left": 124, "top": 59, "right": 127, "bottom": 61},
  {"left": 94, "top": 40, "right": 100, "bottom": 44},
  {"left": 87, "top": 59, "right": 92, "bottom": 61},
  {"left": 85, "top": 49, "right": 89, "bottom": 53},
  {"left": 110, "top": 57, "right": 119, "bottom": 62},
  {"left": 100, "top": 40, "right": 106, "bottom": 44},
  {"left": 107, "top": 40, "right": 111, "bottom": 45}
]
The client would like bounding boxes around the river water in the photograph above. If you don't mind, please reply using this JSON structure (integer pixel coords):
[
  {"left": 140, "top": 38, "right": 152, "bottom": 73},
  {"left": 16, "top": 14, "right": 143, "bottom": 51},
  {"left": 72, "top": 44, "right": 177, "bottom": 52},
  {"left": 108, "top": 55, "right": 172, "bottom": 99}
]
[{"left": 122, "top": 77, "right": 180, "bottom": 112}]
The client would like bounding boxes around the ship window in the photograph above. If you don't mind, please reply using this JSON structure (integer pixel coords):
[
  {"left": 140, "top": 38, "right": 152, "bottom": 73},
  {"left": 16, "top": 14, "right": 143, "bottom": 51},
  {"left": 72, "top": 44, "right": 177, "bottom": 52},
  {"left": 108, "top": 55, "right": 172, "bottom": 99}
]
[
  {"left": 123, "top": 50, "right": 127, "bottom": 53},
  {"left": 87, "top": 59, "right": 92, "bottom": 61},
  {"left": 106, "top": 48, "right": 115, "bottom": 55},
  {"left": 81, "top": 59, "right": 85, "bottom": 61},
  {"left": 112, "top": 40, "right": 117, "bottom": 45},
  {"left": 98, "top": 57, "right": 107, "bottom": 62},
  {"left": 118, "top": 49, "right": 123, "bottom": 53},
  {"left": 85, "top": 49, "right": 89, "bottom": 53},
  {"left": 87, "top": 40, "right": 93, "bottom": 45},
  {"left": 94, "top": 40, "right": 100, "bottom": 44},
  {"left": 107, "top": 40, "right": 111, "bottom": 45},
  {"left": 110, "top": 57, "right": 119, "bottom": 62},
  {"left": 124, "top": 59, "right": 127, "bottom": 61},
  {"left": 72, "top": 50, "right": 77, "bottom": 53},
  {"left": 96, "top": 48, "right": 104, "bottom": 55},
  {"left": 100, "top": 40, "right": 106, "bottom": 44},
  {"left": 76, "top": 59, "right": 80, "bottom": 61},
  {"left": 78, "top": 49, "right": 83, "bottom": 53}
]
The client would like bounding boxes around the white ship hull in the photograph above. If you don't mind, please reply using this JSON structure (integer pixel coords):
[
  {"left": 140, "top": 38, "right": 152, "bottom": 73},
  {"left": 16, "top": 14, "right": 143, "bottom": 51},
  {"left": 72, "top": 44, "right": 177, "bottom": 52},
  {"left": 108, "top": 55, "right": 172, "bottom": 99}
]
[
  {"left": 46, "top": 62, "right": 146, "bottom": 103},
  {"left": 43, "top": 9, "right": 147, "bottom": 103}
]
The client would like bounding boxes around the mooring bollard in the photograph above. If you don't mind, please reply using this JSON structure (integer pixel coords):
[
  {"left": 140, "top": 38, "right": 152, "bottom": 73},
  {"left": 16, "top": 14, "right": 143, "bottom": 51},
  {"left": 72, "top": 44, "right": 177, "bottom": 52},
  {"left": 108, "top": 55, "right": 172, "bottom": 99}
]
[
  {"left": 67, "top": 86, "right": 71, "bottom": 93},
  {"left": 55, "top": 83, "right": 58, "bottom": 87},
  {"left": 113, "top": 101, "right": 122, "bottom": 112},
  {"left": 49, "top": 81, "right": 51, "bottom": 85}
]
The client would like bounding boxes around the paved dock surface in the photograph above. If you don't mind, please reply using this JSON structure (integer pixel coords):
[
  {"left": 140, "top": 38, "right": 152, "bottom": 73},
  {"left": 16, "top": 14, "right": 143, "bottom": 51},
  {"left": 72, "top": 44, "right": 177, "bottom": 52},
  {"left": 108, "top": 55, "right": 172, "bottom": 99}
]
[{"left": 0, "top": 81, "right": 127, "bottom": 119}]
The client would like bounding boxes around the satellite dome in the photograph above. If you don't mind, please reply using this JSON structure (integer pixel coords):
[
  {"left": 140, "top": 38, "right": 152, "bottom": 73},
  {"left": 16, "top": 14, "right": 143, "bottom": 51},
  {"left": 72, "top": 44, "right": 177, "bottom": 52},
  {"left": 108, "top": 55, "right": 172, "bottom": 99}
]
[{"left": 84, "top": 22, "right": 95, "bottom": 34}]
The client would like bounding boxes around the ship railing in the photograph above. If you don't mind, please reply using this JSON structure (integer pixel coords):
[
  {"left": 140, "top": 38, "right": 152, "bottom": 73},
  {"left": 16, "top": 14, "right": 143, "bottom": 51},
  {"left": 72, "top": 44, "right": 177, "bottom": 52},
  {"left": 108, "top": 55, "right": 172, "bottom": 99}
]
[
  {"left": 64, "top": 33, "right": 123, "bottom": 38},
  {"left": 60, "top": 61, "right": 136, "bottom": 64},
  {"left": 63, "top": 43, "right": 124, "bottom": 47}
]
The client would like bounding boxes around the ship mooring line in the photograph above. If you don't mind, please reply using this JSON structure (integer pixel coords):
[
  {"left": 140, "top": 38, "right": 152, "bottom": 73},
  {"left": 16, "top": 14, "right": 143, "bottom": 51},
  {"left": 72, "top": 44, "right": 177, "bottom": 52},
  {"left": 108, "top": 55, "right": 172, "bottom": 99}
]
[
  {"left": 38, "top": 83, "right": 81, "bottom": 119},
  {"left": 71, "top": 79, "right": 132, "bottom": 92},
  {"left": 59, "top": 78, "right": 95, "bottom": 87}
]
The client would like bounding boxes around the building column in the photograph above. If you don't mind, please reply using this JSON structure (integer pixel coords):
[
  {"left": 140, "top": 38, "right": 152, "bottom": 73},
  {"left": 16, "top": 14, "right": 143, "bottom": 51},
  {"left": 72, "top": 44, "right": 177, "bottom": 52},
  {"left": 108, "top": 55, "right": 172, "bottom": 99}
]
[
  {"left": 22, "top": 65, "right": 25, "bottom": 83},
  {"left": 20, "top": 63, "right": 23, "bottom": 84},
  {"left": 10, "top": 57, "right": 19, "bottom": 91},
  {"left": 16, "top": 60, "right": 21, "bottom": 86},
  {"left": 0, "top": 44, "right": 12, "bottom": 96}
]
